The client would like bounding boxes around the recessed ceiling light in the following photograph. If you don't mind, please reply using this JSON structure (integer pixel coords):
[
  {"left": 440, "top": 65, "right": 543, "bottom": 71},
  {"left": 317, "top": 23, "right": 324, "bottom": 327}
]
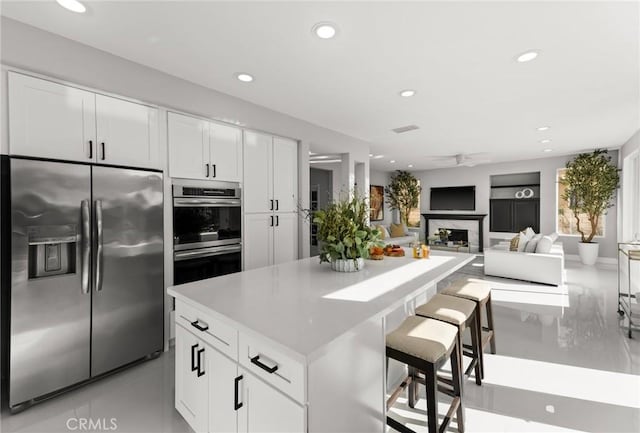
[
  {"left": 517, "top": 50, "right": 539, "bottom": 63},
  {"left": 373, "top": 155, "right": 384, "bottom": 159},
  {"left": 399, "top": 89, "right": 416, "bottom": 97},
  {"left": 408, "top": 164, "right": 414, "bottom": 168},
  {"left": 537, "top": 126, "right": 550, "bottom": 131},
  {"left": 390, "top": 160, "right": 396, "bottom": 164},
  {"left": 543, "top": 148, "right": 553, "bottom": 153},
  {"left": 56, "top": 0, "right": 86, "bottom": 13},
  {"left": 540, "top": 139, "right": 552, "bottom": 144},
  {"left": 312, "top": 22, "right": 338, "bottom": 39},
  {"left": 235, "top": 73, "right": 254, "bottom": 83}
]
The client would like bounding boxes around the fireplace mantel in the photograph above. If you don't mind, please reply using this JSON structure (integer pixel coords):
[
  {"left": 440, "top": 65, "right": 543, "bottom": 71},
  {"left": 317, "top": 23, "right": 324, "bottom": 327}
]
[{"left": 421, "top": 213, "right": 488, "bottom": 252}]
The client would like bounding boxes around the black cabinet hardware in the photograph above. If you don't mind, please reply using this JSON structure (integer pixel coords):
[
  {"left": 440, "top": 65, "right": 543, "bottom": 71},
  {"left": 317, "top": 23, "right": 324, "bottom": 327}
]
[
  {"left": 212, "top": 164, "right": 217, "bottom": 178},
  {"left": 250, "top": 355, "right": 278, "bottom": 374},
  {"left": 270, "top": 216, "right": 274, "bottom": 227},
  {"left": 197, "top": 348, "right": 205, "bottom": 377},
  {"left": 100, "top": 142, "right": 105, "bottom": 160},
  {"left": 191, "top": 320, "right": 209, "bottom": 332},
  {"left": 205, "top": 164, "right": 210, "bottom": 177},
  {"left": 191, "top": 343, "right": 199, "bottom": 372},
  {"left": 89, "top": 140, "right": 93, "bottom": 159},
  {"left": 234, "top": 375, "right": 244, "bottom": 410},
  {"left": 275, "top": 200, "right": 279, "bottom": 211},
  {"left": 270, "top": 199, "right": 274, "bottom": 211},
  {"left": 276, "top": 215, "right": 279, "bottom": 226}
]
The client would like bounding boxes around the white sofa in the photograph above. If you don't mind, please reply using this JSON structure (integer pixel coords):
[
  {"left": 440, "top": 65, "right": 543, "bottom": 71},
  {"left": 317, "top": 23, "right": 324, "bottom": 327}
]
[
  {"left": 484, "top": 241, "right": 565, "bottom": 286},
  {"left": 375, "top": 224, "right": 417, "bottom": 246}
]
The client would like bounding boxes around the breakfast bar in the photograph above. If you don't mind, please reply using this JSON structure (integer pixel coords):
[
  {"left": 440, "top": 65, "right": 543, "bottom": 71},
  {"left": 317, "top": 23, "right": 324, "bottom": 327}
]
[{"left": 168, "top": 250, "right": 475, "bottom": 432}]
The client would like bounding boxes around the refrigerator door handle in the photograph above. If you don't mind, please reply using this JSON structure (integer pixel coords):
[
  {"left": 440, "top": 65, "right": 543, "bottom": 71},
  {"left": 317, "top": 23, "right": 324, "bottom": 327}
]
[
  {"left": 95, "top": 199, "right": 104, "bottom": 292},
  {"left": 81, "top": 200, "right": 91, "bottom": 294}
]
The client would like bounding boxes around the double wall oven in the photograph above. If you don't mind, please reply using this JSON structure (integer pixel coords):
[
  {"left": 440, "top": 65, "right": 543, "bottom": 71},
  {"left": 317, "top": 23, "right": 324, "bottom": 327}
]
[{"left": 173, "top": 181, "right": 242, "bottom": 285}]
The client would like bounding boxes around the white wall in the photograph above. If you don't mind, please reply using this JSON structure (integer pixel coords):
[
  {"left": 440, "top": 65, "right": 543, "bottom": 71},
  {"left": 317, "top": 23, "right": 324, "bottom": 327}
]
[
  {"left": 413, "top": 151, "right": 620, "bottom": 258},
  {"left": 620, "top": 129, "right": 640, "bottom": 242}
]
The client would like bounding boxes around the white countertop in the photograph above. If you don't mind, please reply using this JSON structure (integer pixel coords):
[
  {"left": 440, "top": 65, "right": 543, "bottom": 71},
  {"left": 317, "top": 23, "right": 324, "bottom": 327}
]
[{"left": 168, "top": 250, "right": 474, "bottom": 358}]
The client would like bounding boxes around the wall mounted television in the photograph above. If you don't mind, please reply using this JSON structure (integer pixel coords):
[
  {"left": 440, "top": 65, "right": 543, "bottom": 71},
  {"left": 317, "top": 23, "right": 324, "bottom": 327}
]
[{"left": 430, "top": 186, "right": 476, "bottom": 211}]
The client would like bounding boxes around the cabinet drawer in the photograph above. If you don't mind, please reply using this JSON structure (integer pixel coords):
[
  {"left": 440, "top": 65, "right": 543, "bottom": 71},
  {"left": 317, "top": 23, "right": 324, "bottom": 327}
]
[
  {"left": 239, "top": 332, "right": 305, "bottom": 404},
  {"left": 176, "top": 301, "right": 238, "bottom": 361}
]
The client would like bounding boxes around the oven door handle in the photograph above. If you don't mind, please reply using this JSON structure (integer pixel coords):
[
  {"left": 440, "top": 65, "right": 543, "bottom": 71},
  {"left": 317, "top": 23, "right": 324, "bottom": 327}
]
[
  {"left": 174, "top": 198, "right": 241, "bottom": 207},
  {"left": 174, "top": 245, "right": 242, "bottom": 261}
]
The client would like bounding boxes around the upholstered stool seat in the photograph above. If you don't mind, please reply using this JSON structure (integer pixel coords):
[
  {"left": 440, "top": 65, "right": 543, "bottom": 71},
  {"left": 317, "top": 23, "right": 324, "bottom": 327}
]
[
  {"left": 415, "top": 294, "right": 483, "bottom": 386},
  {"left": 386, "top": 315, "right": 464, "bottom": 433},
  {"left": 441, "top": 279, "right": 496, "bottom": 379}
]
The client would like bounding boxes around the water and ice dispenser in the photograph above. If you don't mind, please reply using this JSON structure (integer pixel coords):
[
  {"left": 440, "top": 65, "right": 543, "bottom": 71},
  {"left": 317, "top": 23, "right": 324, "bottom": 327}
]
[{"left": 27, "top": 224, "right": 78, "bottom": 278}]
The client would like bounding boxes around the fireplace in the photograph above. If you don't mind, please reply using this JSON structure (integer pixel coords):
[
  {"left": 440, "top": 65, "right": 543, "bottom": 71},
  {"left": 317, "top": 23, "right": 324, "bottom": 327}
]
[
  {"left": 441, "top": 228, "right": 469, "bottom": 245},
  {"left": 422, "top": 213, "right": 488, "bottom": 252}
]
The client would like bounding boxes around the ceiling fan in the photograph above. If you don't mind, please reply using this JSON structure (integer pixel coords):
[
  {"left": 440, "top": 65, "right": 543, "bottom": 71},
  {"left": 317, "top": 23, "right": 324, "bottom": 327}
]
[{"left": 423, "top": 153, "right": 492, "bottom": 167}]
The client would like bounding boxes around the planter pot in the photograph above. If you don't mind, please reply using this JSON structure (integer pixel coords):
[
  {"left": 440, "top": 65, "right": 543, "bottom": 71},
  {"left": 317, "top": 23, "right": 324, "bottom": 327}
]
[
  {"left": 331, "top": 258, "right": 364, "bottom": 272},
  {"left": 578, "top": 242, "right": 599, "bottom": 265}
]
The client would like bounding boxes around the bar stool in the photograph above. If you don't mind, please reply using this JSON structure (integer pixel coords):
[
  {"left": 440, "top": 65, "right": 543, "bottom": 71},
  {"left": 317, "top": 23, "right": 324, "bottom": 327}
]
[
  {"left": 386, "top": 316, "right": 464, "bottom": 433},
  {"left": 441, "top": 279, "right": 496, "bottom": 378},
  {"left": 415, "top": 294, "right": 483, "bottom": 386}
]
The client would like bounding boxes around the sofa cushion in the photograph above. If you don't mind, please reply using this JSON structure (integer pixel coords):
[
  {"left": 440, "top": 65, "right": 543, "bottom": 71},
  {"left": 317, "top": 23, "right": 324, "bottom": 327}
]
[
  {"left": 390, "top": 223, "right": 407, "bottom": 238},
  {"left": 536, "top": 235, "right": 554, "bottom": 254},
  {"left": 525, "top": 234, "right": 543, "bottom": 253},
  {"left": 376, "top": 225, "right": 389, "bottom": 240},
  {"left": 517, "top": 231, "right": 532, "bottom": 252},
  {"left": 509, "top": 235, "right": 520, "bottom": 251},
  {"left": 524, "top": 227, "right": 536, "bottom": 239}
]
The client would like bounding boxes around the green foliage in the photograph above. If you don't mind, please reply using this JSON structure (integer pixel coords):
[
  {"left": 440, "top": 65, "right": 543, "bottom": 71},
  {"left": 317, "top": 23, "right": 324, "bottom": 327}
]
[
  {"left": 385, "top": 170, "right": 422, "bottom": 226},
  {"left": 312, "top": 193, "right": 383, "bottom": 263},
  {"left": 561, "top": 149, "right": 619, "bottom": 243}
]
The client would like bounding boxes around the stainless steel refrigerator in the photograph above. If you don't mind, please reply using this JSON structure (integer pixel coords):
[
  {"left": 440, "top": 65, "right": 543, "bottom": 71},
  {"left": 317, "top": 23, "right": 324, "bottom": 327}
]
[{"left": 6, "top": 158, "right": 164, "bottom": 410}]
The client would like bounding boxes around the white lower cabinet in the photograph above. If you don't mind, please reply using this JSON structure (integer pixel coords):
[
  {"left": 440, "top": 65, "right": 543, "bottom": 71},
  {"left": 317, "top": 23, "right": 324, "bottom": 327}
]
[
  {"left": 175, "top": 301, "right": 305, "bottom": 433},
  {"left": 238, "top": 370, "right": 305, "bottom": 433},
  {"left": 244, "top": 212, "right": 298, "bottom": 271},
  {"left": 175, "top": 324, "right": 209, "bottom": 433}
]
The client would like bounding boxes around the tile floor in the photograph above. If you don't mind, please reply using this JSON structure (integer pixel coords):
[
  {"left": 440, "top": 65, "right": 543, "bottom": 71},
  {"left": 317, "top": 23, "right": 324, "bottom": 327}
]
[{"left": 1, "top": 258, "right": 639, "bottom": 433}]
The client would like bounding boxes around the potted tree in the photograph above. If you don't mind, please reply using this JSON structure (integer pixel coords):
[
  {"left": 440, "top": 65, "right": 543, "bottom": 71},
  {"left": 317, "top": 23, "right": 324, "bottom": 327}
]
[
  {"left": 561, "top": 149, "right": 619, "bottom": 265},
  {"left": 385, "top": 170, "right": 422, "bottom": 226},
  {"left": 313, "top": 193, "right": 382, "bottom": 272}
]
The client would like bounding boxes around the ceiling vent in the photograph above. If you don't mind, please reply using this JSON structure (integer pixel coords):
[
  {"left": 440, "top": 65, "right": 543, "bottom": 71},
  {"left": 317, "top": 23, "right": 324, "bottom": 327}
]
[{"left": 391, "top": 124, "right": 419, "bottom": 134}]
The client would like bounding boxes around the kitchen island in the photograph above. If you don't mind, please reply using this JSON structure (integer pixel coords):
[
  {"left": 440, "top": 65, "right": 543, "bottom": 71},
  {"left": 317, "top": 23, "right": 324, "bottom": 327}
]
[{"left": 168, "top": 250, "right": 475, "bottom": 433}]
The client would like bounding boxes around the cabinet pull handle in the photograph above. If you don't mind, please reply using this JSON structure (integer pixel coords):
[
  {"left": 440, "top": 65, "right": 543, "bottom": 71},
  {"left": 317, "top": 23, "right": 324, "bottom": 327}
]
[
  {"left": 276, "top": 215, "right": 279, "bottom": 226},
  {"left": 191, "top": 343, "right": 199, "bottom": 372},
  {"left": 88, "top": 140, "right": 93, "bottom": 159},
  {"left": 275, "top": 199, "right": 279, "bottom": 211},
  {"left": 270, "top": 216, "right": 273, "bottom": 227},
  {"left": 205, "top": 164, "right": 210, "bottom": 177},
  {"left": 250, "top": 355, "right": 278, "bottom": 374},
  {"left": 197, "top": 348, "right": 205, "bottom": 377},
  {"left": 212, "top": 164, "right": 216, "bottom": 178},
  {"left": 191, "top": 320, "right": 209, "bottom": 332},
  {"left": 270, "top": 199, "right": 274, "bottom": 211},
  {"left": 100, "top": 142, "right": 105, "bottom": 160},
  {"left": 234, "top": 375, "right": 244, "bottom": 410}
]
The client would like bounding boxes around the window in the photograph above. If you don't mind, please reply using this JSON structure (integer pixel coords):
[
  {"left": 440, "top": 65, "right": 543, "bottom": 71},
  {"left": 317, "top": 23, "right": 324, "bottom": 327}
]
[
  {"left": 556, "top": 168, "right": 605, "bottom": 236},
  {"left": 407, "top": 180, "right": 421, "bottom": 228}
]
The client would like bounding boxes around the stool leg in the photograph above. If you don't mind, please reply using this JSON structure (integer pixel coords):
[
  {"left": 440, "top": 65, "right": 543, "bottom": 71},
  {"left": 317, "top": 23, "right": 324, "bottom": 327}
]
[
  {"left": 475, "top": 307, "right": 485, "bottom": 380},
  {"left": 450, "top": 341, "right": 465, "bottom": 433},
  {"left": 408, "top": 366, "right": 418, "bottom": 409},
  {"left": 469, "top": 313, "right": 482, "bottom": 386},
  {"left": 425, "top": 362, "right": 439, "bottom": 433},
  {"left": 486, "top": 294, "right": 496, "bottom": 354},
  {"left": 456, "top": 328, "right": 464, "bottom": 394}
]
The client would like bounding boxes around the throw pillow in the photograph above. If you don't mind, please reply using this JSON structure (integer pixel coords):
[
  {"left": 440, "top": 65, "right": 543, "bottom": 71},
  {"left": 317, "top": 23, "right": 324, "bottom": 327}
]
[
  {"left": 548, "top": 232, "right": 559, "bottom": 243},
  {"left": 524, "top": 227, "right": 536, "bottom": 239},
  {"left": 525, "top": 234, "right": 543, "bottom": 253},
  {"left": 535, "top": 235, "right": 554, "bottom": 254},
  {"left": 517, "top": 231, "right": 531, "bottom": 252},
  {"left": 376, "top": 225, "right": 389, "bottom": 240},
  {"left": 390, "top": 223, "right": 405, "bottom": 238},
  {"left": 509, "top": 235, "right": 520, "bottom": 251}
]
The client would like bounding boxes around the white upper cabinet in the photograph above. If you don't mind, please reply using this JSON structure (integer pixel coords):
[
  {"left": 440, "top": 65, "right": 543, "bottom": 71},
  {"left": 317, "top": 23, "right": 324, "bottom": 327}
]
[
  {"left": 168, "top": 112, "right": 209, "bottom": 179},
  {"left": 9, "top": 72, "right": 96, "bottom": 162},
  {"left": 243, "top": 131, "right": 273, "bottom": 213},
  {"left": 272, "top": 137, "right": 298, "bottom": 213},
  {"left": 8, "top": 72, "right": 159, "bottom": 169},
  {"left": 168, "top": 112, "right": 243, "bottom": 182},
  {"left": 210, "top": 122, "right": 242, "bottom": 182},
  {"left": 95, "top": 94, "right": 158, "bottom": 169}
]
